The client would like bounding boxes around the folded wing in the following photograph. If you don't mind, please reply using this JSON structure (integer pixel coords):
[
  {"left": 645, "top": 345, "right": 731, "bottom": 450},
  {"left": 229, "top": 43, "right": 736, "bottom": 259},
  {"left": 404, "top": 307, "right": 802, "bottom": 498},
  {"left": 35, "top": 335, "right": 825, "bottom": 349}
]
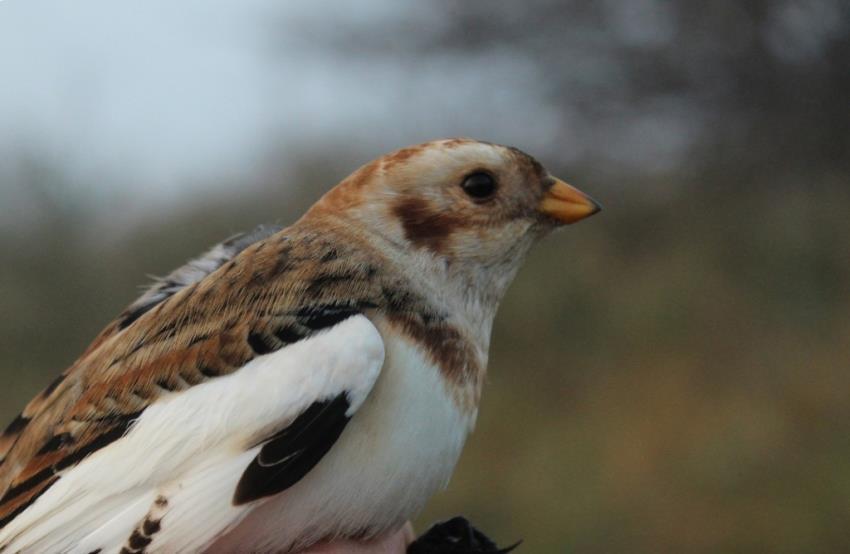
[{"left": 0, "top": 225, "right": 387, "bottom": 553}]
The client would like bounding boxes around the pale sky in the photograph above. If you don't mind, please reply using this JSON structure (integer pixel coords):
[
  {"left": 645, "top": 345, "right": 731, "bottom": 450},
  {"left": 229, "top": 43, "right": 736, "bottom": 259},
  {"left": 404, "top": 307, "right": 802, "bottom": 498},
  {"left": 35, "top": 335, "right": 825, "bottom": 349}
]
[{"left": 0, "top": 0, "right": 563, "bottom": 215}]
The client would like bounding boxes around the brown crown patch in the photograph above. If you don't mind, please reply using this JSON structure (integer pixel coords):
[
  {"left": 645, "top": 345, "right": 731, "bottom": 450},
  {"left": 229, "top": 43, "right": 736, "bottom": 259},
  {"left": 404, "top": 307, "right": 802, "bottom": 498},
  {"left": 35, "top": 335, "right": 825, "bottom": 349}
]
[
  {"left": 310, "top": 160, "right": 380, "bottom": 215},
  {"left": 381, "top": 145, "right": 422, "bottom": 170},
  {"left": 440, "top": 138, "right": 474, "bottom": 149}
]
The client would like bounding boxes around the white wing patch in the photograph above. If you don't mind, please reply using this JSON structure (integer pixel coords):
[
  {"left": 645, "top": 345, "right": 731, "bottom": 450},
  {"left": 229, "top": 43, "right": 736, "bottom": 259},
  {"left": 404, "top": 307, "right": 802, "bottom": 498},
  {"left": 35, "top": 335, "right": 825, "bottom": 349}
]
[
  {"left": 0, "top": 315, "right": 385, "bottom": 554},
  {"left": 208, "top": 322, "right": 474, "bottom": 553}
]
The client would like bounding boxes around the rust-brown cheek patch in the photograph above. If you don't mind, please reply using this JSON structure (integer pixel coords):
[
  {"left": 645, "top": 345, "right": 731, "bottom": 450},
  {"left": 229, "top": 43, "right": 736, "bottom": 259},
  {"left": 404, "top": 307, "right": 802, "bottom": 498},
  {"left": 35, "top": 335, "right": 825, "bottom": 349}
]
[{"left": 392, "top": 197, "right": 463, "bottom": 254}]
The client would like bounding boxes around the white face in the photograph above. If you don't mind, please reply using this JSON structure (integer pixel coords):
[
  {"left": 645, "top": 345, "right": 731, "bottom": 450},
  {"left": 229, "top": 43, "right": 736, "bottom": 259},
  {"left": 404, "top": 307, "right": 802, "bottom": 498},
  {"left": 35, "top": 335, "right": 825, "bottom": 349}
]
[
  {"left": 306, "top": 137, "right": 600, "bottom": 359},
  {"left": 310, "top": 137, "right": 600, "bottom": 307},
  {"left": 322, "top": 139, "right": 556, "bottom": 264}
]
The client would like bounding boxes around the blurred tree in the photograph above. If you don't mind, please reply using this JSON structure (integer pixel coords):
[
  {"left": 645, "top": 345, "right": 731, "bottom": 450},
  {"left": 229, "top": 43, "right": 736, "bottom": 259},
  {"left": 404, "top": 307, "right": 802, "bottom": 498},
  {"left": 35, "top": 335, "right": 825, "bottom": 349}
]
[{"left": 269, "top": 0, "right": 850, "bottom": 184}]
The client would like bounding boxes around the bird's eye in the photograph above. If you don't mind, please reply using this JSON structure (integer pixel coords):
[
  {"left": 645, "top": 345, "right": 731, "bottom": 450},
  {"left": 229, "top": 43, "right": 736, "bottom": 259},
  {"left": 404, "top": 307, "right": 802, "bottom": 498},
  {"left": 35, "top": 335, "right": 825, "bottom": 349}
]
[{"left": 461, "top": 172, "right": 497, "bottom": 200}]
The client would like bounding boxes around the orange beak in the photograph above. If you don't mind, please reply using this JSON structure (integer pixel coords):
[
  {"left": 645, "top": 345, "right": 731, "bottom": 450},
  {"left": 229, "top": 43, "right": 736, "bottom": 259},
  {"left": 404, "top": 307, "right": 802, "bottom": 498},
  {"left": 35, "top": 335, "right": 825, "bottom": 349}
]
[{"left": 538, "top": 178, "right": 602, "bottom": 224}]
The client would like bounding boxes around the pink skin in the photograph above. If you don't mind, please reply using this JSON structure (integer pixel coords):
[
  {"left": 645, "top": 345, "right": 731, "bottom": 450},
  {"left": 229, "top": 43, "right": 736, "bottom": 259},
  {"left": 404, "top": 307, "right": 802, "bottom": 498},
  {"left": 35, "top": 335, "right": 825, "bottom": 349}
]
[{"left": 303, "top": 522, "right": 415, "bottom": 554}]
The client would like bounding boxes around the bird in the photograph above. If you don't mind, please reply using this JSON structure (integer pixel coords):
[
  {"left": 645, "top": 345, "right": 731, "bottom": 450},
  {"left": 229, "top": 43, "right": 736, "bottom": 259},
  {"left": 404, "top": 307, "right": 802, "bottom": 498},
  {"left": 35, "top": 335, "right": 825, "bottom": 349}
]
[{"left": 0, "top": 138, "right": 600, "bottom": 553}]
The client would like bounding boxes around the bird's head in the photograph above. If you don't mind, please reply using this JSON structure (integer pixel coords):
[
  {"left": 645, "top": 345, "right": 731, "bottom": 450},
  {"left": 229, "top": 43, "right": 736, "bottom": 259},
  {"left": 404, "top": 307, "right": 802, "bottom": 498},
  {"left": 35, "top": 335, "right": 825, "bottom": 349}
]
[{"left": 307, "top": 138, "right": 600, "bottom": 311}]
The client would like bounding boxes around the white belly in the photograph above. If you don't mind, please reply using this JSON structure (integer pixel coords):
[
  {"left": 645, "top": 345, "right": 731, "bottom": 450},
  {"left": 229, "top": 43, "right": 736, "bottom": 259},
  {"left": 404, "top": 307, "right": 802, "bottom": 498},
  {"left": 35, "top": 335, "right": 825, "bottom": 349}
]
[{"left": 208, "top": 329, "right": 475, "bottom": 553}]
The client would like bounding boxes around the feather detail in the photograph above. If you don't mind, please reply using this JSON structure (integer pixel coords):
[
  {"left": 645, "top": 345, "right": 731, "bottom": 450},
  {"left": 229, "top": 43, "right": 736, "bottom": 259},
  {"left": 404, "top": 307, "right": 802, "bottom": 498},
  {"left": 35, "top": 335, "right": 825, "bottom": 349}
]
[
  {"left": 0, "top": 315, "right": 385, "bottom": 552},
  {"left": 0, "top": 224, "right": 379, "bottom": 530}
]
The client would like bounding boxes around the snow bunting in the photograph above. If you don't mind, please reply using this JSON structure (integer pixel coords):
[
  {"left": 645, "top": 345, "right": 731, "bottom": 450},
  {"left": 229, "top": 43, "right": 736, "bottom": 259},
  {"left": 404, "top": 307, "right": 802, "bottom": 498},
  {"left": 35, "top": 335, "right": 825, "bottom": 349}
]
[{"left": 0, "top": 138, "right": 600, "bottom": 553}]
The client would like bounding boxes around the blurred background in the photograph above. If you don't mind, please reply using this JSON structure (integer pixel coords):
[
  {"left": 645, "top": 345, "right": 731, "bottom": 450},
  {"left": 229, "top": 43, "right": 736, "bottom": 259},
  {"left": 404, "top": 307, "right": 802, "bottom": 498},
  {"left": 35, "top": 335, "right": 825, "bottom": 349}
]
[{"left": 1, "top": 1, "right": 849, "bottom": 552}]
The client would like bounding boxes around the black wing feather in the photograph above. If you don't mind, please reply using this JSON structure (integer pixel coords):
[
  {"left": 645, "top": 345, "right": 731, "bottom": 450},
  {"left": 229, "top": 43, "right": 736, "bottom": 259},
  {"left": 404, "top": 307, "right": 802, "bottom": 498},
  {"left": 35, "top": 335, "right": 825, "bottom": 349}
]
[{"left": 233, "top": 393, "right": 351, "bottom": 505}]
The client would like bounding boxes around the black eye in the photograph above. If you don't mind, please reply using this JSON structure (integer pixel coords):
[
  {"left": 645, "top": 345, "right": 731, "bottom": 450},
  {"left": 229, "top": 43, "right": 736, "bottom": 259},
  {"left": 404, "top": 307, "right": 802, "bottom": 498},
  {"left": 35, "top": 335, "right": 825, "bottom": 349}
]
[{"left": 461, "top": 172, "right": 497, "bottom": 199}]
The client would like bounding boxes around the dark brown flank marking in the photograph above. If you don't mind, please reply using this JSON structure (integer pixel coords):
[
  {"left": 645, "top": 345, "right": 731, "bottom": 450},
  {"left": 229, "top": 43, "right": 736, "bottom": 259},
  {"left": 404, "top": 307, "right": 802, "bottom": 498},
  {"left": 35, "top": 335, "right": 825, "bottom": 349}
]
[
  {"left": 392, "top": 197, "right": 464, "bottom": 253},
  {"left": 127, "top": 528, "right": 152, "bottom": 550},
  {"left": 117, "top": 496, "right": 167, "bottom": 552},
  {"left": 142, "top": 517, "right": 161, "bottom": 536},
  {"left": 378, "top": 281, "right": 478, "bottom": 385},
  {"left": 387, "top": 312, "right": 476, "bottom": 385}
]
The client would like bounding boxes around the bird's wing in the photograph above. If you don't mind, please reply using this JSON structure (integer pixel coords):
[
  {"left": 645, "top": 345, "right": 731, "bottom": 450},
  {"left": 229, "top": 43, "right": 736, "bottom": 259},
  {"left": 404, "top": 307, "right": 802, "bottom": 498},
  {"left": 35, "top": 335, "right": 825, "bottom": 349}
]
[
  {"left": 0, "top": 223, "right": 284, "bottom": 470},
  {"left": 0, "top": 224, "right": 388, "bottom": 553}
]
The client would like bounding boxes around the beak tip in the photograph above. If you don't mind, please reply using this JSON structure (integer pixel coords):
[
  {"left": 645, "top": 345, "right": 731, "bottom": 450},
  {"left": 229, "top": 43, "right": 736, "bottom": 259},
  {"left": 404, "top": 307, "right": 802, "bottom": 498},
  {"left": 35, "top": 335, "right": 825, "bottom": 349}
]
[{"left": 590, "top": 199, "right": 603, "bottom": 215}]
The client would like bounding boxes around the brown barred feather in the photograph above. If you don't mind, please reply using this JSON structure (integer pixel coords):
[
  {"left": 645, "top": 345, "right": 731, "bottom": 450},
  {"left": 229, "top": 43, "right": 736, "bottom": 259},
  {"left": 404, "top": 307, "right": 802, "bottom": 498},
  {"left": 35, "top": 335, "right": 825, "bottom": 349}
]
[{"left": 0, "top": 220, "right": 478, "bottom": 529}]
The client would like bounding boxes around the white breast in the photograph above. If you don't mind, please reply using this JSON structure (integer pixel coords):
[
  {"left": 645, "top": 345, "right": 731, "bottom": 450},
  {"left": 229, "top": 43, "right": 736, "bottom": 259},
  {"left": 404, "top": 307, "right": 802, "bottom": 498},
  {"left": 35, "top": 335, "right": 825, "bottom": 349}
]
[
  {"left": 208, "top": 325, "right": 475, "bottom": 553},
  {"left": 0, "top": 316, "right": 473, "bottom": 554}
]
